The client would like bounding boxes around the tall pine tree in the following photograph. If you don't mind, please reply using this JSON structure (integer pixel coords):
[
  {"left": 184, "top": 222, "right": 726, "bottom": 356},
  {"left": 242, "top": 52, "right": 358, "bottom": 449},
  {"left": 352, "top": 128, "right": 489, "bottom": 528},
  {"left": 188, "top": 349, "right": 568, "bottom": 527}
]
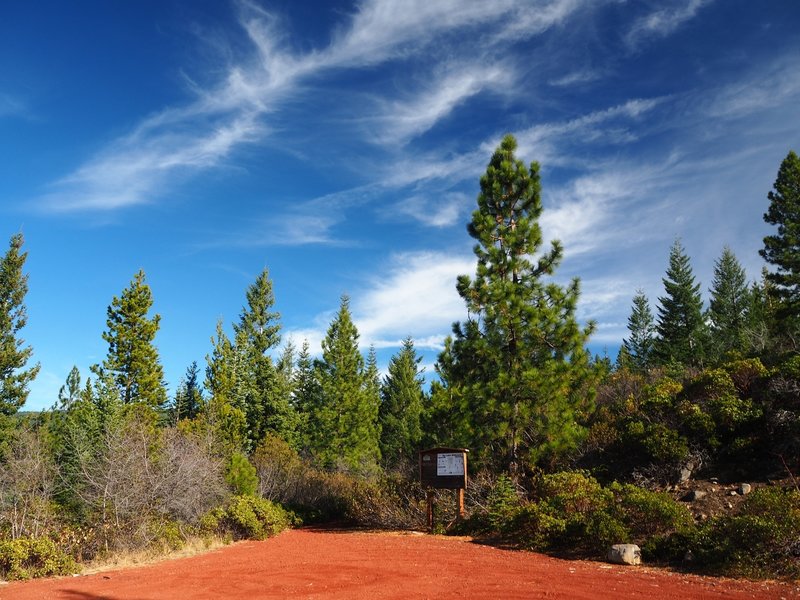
[
  {"left": 93, "top": 270, "right": 166, "bottom": 408},
  {"left": 311, "top": 295, "right": 380, "bottom": 473},
  {"left": 57, "top": 366, "right": 82, "bottom": 410},
  {"left": 234, "top": 268, "right": 296, "bottom": 447},
  {"left": 379, "top": 337, "right": 425, "bottom": 468},
  {"left": 654, "top": 240, "right": 705, "bottom": 366},
  {"left": 622, "top": 290, "right": 656, "bottom": 371},
  {"left": 200, "top": 322, "right": 248, "bottom": 458},
  {"left": 707, "top": 247, "right": 749, "bottom": 359},
  {"left": 434, "top": 134, "right": 597, "bottom": 472},
  {"left": 0, "top": 234, "right": 40, "bottom": 444},
  {"left": 293, "top": 339, "right": 318, "bottom": 453},
  {"left": 173, "top": 361, "right": 203, "bottom": 422},
  {"left": 760, "top": 150, "right": 800, "bottom": 321}
]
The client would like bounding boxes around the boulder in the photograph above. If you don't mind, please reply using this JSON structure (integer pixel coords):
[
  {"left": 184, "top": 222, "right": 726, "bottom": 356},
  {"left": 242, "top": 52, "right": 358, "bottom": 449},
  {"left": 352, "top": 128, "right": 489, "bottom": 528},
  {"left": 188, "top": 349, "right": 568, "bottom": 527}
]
[
  {"left": 683, "top": 489, "right": 707, "bottom": 501},
  {"left": 679, "top": 466, "right": 692, "bottom": 484},
  {"left": 607, "top": 544, "right": 642, "bottom": 566}
]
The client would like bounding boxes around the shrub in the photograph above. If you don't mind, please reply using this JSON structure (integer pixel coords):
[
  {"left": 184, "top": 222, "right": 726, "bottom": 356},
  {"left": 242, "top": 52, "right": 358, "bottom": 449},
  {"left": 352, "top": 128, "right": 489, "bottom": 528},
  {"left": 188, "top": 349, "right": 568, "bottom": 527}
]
[
  {"left": 252, "top": 435, "right": 306, "bottom": 504},
  {"left": 488, "top": 472, "right": 695, "bottom": 557},
  {"left": 691, "top": 487, "right": 800, "bottom": 579},
  {"left": 201, "top": 496, "right": 293, "bottom": 541},
  {"left": 519, "top": 471, "right": 620, "bottom": 552},
  {"left": 722, "top": 358, "right": 767, "bottom": 395},
  {"left": 510, "top": 502, "right": 568, "bottom": 551},
  {"left": 0, "top": 537, "right": 77, "bottom": 580},
  {"left": 225, "top": 452, "right": 259, "bottom": 496},
  {"left": 610, "top": 483, "right": 694, "bottom": 540},
  {"left": 339, "top": 473, "right": 428, "bottom": 530},
  {"left": 486, "top": 475, "right": 522, "bottom": 534}
]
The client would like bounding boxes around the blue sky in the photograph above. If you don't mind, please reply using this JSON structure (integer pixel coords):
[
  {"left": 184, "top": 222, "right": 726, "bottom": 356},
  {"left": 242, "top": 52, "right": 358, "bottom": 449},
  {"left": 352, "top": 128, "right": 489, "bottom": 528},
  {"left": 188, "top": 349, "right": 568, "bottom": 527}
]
[{"left": 2, "top": 0, "right": 799, "bottom": 411}]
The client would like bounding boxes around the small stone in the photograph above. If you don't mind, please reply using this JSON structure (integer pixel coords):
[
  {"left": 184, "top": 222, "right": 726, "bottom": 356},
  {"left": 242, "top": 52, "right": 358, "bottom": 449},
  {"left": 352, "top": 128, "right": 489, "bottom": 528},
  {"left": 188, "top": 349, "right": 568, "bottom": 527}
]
[
  {"left": 679, "top": 467, "right": 692, "bottom": 484},
  {"left": 687, "top": 489, "right": 707, "bottom": 501},
  {"left": 607, "top": 544, "right": 642, "bottom": 566},
  {"left": 710, "top": 477, "right": 719, "bottom": 483},
  {"left": 727, "top": 502, "right": 733, "bottom": 509},
  {"left": 738, "top": 483, "right": 752, "bottom": 495},
  {"left": 710, "top": 487, "right": 717, "bottom": 492},
  {"left": 729, "top": 490, "right": 738, "bottom": 496}
]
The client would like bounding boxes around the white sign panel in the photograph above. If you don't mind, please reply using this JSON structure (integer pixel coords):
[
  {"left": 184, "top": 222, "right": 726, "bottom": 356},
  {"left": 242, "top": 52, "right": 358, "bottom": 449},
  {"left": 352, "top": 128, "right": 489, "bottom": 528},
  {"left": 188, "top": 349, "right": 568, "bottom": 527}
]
[{"left": 437, "top": 452, "right": 464, "bottom": 476}]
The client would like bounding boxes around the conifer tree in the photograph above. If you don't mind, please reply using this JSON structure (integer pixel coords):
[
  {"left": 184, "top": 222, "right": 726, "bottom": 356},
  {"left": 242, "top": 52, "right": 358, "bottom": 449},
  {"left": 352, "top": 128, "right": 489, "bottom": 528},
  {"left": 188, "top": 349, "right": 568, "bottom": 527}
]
[
  {"left": 760, "top": 150, "right": 800, "bottom": 320},
  {"left": 276, "top": 341, "right": 295, "bottom": 399},
  {"left": 654, "top": 240, "right": 705, "bottom": 366},
  {"left": 234, "top": 268, "right": 296, "bottom": 447},
  {"left": 435, "top": 134, "right": 597, "bottom": 472},
  {"left": 707, "top": 247, "right": 749, "bottom": 358},
  {"left": 173, "top": 361, "right": 203, "bottom": 422},
  {"left": 379, "top": 337, "right": 425, "bottom": 467},
  {"left": 622, "top": 290, "right": 656, "bottom": 371},
  {"left": 94, "top": 270, "right": 166, "bottom": 408},
  {"left": 205, "top": 320, "right": 244, "bottom": 412},
  {"left": 742, "top": 269, "right": 776, "bottom": 355},
  {"left": 311, "top": 295, "right": 380, "bottom": 472},
  {"left": 293, "top": 339, "right": 319, "bottom": 453},
  {"left": 0, "top": 234, "right": 40, "bottom": 445},
  {"left": 57, "top": 366, "right": 82, "bottom": 410}
]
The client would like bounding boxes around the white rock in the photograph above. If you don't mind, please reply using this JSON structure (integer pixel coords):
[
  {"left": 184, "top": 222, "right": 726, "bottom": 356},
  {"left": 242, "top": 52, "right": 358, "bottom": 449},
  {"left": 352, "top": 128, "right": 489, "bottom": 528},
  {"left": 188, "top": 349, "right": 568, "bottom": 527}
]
[
  {"left": 607, "top": 544, "right": 642, "bottom": 566},
  {"left": 738, "top": 483, "right": 752, "bottom": 495}
]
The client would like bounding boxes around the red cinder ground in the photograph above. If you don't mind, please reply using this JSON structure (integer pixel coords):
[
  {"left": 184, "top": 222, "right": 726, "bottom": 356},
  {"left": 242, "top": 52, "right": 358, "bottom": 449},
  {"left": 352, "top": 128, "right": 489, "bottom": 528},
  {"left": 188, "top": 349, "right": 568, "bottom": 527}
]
[{"left": 3, "top": 529, "right": 798, "bottom": 600}]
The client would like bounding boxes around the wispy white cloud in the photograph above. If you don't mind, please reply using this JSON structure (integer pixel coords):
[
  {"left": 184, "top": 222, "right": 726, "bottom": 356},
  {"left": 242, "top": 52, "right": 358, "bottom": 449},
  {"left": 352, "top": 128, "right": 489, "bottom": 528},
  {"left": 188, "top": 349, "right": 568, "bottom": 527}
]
[
  {"left": 706, "top": 55, "right": 800, "bottom": 120},
  {"left": 369, "top": 65, "right": 513, "bottom": 146},
  {"left": 324, "top": 0, "right": 511, "bottom": 67},
  {"left": 516, "top": 98, "right": 663, "bottom": 166},
  {"left": 625, "top": 0, "right": 714, "bottom": 48},
  {"left": 388, "top": 192, "right": 467, "bottom": 228},
  {"left": 198, "top": 184, "right": 380, "bottom": 248},
  {"left": 36, "top": 0, "right": 594, "bottom": 215},
  {"left": 548, "top": 68, "right": 604, "bottom": 87}
]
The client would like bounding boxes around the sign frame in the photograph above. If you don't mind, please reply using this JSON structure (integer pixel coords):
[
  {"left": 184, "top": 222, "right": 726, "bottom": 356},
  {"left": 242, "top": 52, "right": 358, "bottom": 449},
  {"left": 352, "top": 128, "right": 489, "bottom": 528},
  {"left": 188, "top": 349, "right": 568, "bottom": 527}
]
[{"left": 419, "top": 447, "right": 468, "bottom": 490}]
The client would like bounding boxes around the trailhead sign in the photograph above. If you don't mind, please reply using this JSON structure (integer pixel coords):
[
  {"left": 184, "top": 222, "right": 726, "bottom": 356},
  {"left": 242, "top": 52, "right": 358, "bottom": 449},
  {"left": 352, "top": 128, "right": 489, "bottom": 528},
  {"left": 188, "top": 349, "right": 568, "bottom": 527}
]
[
  {"left": 419, "top": 447, "right": 468, "bottom": 490},
  {"left": 437, "top": 452, "right": 464, "bottom": 476}
]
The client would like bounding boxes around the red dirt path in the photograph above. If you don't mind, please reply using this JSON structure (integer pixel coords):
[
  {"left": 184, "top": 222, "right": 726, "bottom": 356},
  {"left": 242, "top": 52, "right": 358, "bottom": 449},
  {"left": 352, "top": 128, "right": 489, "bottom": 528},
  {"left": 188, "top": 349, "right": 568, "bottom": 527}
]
[{"left": 3, "top": 529, "right": 799, "bottom": 600}]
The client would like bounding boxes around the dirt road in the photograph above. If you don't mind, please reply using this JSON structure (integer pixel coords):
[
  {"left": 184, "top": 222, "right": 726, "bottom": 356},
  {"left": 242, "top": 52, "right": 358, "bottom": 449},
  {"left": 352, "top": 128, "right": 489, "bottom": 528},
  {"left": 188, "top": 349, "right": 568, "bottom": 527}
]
[{"left": 3, "top": 529, "right": 798, "bottom": 599}]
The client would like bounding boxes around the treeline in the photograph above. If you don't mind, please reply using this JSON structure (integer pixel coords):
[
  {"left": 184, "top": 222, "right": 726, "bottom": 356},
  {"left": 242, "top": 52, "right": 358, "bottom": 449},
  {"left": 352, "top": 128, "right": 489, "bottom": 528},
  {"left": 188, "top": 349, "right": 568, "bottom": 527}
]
[
  {"left": 0, "top": 140, "right": 798, "bottom": 581},
  {"left": 0, "top": 233, "right": 430, "bottom": 578}
]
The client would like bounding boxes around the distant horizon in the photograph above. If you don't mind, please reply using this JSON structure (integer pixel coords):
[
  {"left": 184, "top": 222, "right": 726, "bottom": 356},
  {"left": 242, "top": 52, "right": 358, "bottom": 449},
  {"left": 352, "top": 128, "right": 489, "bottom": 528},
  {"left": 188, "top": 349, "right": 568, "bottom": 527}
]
[{"left": 2, "top": 0, "right": 798, "bottom": 411}]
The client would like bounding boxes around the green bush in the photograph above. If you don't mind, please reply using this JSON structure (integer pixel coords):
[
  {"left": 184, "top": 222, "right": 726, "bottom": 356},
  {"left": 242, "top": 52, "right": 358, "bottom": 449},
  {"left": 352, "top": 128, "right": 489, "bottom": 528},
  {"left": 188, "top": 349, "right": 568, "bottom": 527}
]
[
  {"left": 488, "top": 472, "right": 695, "bottom": 557},
  {"left": 776, "top": 354, "right": 800, "bottom": 379},
  {"left": 691, "top": 487, "right": 800, "bottom": 579},
  {"left": 0, "top": 537, "right": 77, "bottom": 580},
  {"left": 201, "top": 495, "right": 293, "bottom": 541},
  {"left": 722, "top": 358, "right": 767, "bottom": 395},
  {"left": 510, "top": 502, "right": 568, "bottom": 551},
  {"left": 225, "top": 452, "right": 259, "bottom": 496},
  {"left": 516, "top": 471, "right": 621, "bottom": 552},
  {"left": 610, "top": 482, "right": 694, "bottom": 540},
  {"left": 486, "top": 475, "right": 522, "bottom": 533},
  {"left": 149, "top": 519, "right": 186, "bottom": 553}
]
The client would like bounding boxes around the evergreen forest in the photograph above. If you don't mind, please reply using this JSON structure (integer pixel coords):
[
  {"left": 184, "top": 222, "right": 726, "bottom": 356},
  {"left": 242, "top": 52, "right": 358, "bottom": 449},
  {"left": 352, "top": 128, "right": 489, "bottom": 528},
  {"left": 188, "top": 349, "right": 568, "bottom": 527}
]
[{"left": 1, "top": 138, "right": 798, "bottom": 581}]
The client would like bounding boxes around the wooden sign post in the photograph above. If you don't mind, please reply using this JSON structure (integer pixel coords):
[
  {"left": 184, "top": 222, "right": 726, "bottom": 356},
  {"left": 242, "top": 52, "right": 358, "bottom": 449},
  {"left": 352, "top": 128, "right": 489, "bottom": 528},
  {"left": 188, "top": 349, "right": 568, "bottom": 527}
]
[{"left": 419, "top": 447, "right": 469, "bottom": 531}]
